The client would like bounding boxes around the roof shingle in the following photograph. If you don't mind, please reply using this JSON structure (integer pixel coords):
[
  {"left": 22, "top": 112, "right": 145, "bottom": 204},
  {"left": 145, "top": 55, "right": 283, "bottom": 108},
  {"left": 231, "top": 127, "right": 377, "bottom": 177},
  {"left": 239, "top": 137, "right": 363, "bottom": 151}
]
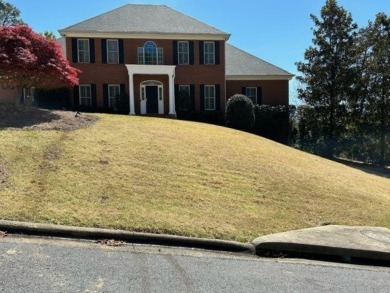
[
  {"left": 60, "top": 4, "right": 229, "bottom": 36},
  {"left": 226, "top": 44, "right": 293, "bottom": 78}
]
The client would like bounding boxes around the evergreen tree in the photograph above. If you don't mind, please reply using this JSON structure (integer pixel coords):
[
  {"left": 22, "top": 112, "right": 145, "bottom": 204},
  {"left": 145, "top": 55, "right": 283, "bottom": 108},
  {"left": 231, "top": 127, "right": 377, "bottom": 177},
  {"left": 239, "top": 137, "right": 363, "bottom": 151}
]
[
  {"left": 296, "top": 0, "right": 358, "bottom": 157},
  {"left": 364, "top": 13, "right": 390, "bottom": 166},
  {"left": 0, "top": 0, "right": 24, "bottom": 25}
]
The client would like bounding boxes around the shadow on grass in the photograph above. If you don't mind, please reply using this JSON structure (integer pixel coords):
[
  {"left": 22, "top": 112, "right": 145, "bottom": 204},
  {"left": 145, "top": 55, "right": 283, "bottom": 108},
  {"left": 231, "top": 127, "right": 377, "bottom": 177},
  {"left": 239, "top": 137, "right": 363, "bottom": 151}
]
[
  {"left": 333, "top": 157, "right": 390, "bottom": 179},
  {"left": 0, "top": 105, "right": 62, "bottom": 129}
]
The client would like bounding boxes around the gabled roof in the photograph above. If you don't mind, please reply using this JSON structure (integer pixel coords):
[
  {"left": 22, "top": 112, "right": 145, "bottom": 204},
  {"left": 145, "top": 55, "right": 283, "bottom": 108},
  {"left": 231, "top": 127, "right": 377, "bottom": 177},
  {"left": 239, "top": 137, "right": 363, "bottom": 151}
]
[
  {"left": 59, "top": 4, "right": 229, "bottom": 40},
  {"left": 226, "top": 44, "right": 294, "bottom": 80}
]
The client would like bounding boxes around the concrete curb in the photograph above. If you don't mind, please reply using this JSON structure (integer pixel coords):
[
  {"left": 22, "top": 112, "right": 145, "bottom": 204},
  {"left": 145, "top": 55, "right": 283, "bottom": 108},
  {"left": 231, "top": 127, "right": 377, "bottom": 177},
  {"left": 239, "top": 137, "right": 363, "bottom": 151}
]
[
  {"left": 252, "top": 225, "right": 390, "bottom": 263},
  {"left": 0, "top": 220, "right": 255, "bottom": 255}
]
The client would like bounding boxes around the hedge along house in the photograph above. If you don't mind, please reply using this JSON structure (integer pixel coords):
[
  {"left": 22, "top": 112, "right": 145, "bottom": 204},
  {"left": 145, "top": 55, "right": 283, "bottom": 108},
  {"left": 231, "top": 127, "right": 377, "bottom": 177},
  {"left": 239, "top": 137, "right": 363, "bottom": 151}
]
[{"left": 58, "top": 4, "right": 293, "bottom": 115}]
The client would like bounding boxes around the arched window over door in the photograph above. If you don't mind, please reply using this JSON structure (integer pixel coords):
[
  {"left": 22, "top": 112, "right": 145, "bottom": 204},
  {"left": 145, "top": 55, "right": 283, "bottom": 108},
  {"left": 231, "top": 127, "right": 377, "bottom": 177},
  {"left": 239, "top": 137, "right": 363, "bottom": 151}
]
[{"left": 137, "top": 41, "right": 163, "bottom": 65}]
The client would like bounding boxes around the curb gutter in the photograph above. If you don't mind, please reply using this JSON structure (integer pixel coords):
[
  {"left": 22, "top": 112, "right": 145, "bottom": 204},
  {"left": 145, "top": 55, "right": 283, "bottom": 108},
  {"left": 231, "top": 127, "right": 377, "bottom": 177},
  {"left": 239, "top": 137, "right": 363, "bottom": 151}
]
[{"left": 0, "top": 220, "right": 255, "bottom": 255}]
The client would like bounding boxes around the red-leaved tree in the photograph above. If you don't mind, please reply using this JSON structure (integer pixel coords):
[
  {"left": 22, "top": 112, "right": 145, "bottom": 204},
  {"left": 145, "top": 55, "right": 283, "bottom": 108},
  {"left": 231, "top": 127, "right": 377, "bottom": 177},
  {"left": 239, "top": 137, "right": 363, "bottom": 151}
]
[{"left": 0, "top": 25, "right": 80, "bottom": 104}]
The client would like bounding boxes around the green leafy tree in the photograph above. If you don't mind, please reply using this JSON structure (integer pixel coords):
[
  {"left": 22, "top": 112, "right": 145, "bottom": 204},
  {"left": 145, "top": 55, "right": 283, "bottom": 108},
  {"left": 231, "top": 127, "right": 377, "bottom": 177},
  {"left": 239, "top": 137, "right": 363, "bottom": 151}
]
[
  {"left": 0, "top": 0, "right": 24, "bottom": 25},
  {"left": 42, "top": 31, "right": 57, "bottom": 39},
  {"left": 296, "top": 0, "right": 358, "bottom": 157}
]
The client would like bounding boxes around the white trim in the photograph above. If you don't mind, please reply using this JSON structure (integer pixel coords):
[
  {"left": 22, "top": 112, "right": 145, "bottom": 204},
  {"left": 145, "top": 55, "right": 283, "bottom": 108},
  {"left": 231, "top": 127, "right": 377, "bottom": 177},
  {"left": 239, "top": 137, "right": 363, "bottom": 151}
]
[
  {"left": 79, "top": 84, "right": 92, "bottom": 106},
  {"left": 77, "top": 39, "right": 90, "bottom": 63},
  {"left": 108, "top": 84, "right": 120, "bottom": 108},
  {"left": 204, "top": 41, "right": 215, "bottom": 65},
  {"left": 140, "top": 80, "right": 164, "bottom": 114},
  {"left": 60, "top": 31, "right": 230, "bottom": 41},
  {"left": 204, "top": 85, "right": 216, "bottom": 111},
  {"left": 106, "top": 39, "right": 119, "bottom": 64},
  {"left": 125, "top": 65, "right": 176, "bottom": 116},
  {"left": 178, "top": 41, "right": 189, "bottom": 65},
  {"left": 226, "top": 75, "right": 294, "bottom": 81},
  {"left": 245, "top": 87, "right": 257, "bottom": 104}
]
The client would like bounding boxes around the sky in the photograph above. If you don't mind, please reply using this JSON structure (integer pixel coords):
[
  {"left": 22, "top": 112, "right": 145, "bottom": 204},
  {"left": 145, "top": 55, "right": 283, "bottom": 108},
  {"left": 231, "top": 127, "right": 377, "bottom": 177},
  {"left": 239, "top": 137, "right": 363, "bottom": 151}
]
[{"left": 9, "top": 0, "right": 390, "bottom": 103}]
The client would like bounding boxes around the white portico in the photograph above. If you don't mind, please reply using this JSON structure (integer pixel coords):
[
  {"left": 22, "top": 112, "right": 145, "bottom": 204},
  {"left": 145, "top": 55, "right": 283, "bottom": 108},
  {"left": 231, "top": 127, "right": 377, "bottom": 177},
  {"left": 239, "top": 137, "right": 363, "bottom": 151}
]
[{"left": 125, "top": 65, "right": 176, "bottom": 115}]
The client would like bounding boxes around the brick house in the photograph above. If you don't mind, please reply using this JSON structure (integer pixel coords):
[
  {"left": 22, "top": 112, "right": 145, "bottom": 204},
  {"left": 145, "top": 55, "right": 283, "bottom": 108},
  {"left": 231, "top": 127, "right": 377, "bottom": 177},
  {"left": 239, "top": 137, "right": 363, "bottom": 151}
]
[{"left": 55, "top": 4, "right": 292, "bottom": 114}]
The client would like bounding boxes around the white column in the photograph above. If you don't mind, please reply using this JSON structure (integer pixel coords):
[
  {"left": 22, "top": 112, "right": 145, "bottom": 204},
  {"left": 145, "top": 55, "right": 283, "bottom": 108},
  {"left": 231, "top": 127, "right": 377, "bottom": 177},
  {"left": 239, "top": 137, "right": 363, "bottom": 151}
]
[
  {"left": 129, "top": 73, "right": 135, "bottom": 115},
  {"left": 168, "top": 73, "right": 176, "bottom": 116}
]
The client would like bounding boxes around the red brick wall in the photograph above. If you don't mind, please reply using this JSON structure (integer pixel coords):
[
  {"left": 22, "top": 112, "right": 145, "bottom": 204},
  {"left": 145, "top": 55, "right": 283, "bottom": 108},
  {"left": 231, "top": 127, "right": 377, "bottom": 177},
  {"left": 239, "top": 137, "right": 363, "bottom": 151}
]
[
  {"left": 67, "top": 38, "right": 226, "bottom": 112},
  {"left": 226, "top": 80, "right": 289, "bottom": 106}
]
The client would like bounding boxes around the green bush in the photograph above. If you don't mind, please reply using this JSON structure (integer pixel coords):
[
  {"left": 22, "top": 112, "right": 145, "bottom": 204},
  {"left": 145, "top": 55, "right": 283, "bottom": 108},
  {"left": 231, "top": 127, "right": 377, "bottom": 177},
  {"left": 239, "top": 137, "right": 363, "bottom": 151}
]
[
  {"left": 254, "top": 105, "right": 289, "bottom": 144},
  {"left": 34, "top": 87, "right": 71, "bottom": 109},
  {"left": 226, "top": 94, "right": 255, "bottom": 131}
]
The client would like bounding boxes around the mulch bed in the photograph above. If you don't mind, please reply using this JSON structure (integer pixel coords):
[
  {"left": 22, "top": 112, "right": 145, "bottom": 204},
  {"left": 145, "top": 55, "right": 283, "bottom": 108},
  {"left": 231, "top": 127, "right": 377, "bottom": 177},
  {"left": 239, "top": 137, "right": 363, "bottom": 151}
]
[{"left": 0, "top": 105, "right": 99, "bottom": 131}]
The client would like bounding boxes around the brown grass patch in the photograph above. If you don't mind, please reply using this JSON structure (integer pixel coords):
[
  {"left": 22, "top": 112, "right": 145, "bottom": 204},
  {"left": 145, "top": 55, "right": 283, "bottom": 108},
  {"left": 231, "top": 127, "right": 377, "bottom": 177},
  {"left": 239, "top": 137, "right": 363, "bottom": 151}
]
[{"left": 0, "top": 112, "right": 389, "bottom": 242}]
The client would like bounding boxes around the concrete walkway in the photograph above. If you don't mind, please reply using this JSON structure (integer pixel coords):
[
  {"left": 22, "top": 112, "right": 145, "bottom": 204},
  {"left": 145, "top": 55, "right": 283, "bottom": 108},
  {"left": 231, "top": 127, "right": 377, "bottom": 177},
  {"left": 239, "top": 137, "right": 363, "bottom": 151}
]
[{"left": 252, "top": 225, "right": 390, "bottom": 262}]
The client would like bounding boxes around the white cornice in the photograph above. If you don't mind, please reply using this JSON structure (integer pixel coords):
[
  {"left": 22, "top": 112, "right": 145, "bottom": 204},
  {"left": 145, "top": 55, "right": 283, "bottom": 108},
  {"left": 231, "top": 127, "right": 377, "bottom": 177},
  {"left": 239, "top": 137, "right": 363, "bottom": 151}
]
[
  {"left": 59, "top": 31, "right": 230, "bottom": 41},
  {"left": 126, "top": 64, "right": 176, "bottom": 76},
  {"left": 226, "top": 75, "right": 294, "bottom": 81}
]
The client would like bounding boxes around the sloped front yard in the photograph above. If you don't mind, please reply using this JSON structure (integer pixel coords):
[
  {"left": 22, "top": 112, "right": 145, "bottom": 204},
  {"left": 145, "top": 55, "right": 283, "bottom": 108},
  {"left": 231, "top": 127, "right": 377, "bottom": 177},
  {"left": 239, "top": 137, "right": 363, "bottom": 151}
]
[{"left": 0, "top": 106, "right": 389, "bottom": 242}]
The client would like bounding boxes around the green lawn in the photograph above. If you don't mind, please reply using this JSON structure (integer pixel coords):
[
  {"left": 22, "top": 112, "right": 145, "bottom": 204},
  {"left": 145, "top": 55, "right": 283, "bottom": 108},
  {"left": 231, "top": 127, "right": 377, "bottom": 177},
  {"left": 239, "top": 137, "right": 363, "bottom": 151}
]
[{"left": 0, "top": 113, "right": 389, "bottom": 242}]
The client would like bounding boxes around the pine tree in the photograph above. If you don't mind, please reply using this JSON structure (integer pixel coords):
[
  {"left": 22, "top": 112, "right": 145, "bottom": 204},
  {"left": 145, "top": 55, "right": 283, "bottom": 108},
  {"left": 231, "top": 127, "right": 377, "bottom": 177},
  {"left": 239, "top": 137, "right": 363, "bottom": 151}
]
[
  {"left": 296, "top": 0, "right": 358, "bottom": 157},
  {"left": 364, "top": 13, "right": 390, "bottom": 166}
]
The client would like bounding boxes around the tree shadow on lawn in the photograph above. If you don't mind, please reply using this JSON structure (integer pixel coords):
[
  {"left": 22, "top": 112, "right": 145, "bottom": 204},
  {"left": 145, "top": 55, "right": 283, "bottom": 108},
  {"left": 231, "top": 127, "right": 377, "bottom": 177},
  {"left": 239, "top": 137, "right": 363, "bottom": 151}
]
[
  {"left": 0, "top": 104, "right": 98, "bottom": 131},
  {"left": 333, "top": 157, "right": 390, "bottom": 179},
  {"left": 0, "top": 105, "right": 62, "bottom": 129}
]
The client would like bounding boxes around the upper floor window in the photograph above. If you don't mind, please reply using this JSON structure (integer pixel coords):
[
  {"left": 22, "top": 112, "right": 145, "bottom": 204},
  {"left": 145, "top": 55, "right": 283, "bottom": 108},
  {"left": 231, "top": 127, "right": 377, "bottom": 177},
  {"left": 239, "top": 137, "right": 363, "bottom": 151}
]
[
  {"left": 204, "top": 42, "right": 215, "bottom": 64},
  {"left": 107, "top": 39, "right": 119, "bottom": 64},
  {"left": 138, "top": 41, "right": 163, "bottom": 65},
  {"left": 204, "top": 85, "right": 215, "bottom": 110},
  {"left": 246, "top": 87, "right": 257, "bottom": 104},
  {"left": 78, "top": 39, "right": 90, "bottom": 63},
  {"left": 79, "top": 85, "right": 91, "bottom": 105},
  {"left": 178, "top": 41, "right": 189, "bottom": 65}
]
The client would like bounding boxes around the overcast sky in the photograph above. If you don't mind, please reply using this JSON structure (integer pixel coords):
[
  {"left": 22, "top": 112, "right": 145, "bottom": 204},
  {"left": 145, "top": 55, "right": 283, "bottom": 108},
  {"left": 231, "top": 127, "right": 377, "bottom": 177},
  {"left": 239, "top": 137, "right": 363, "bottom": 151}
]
[{"left": 9, "top": 0, "right": 390, "bottom": 103}]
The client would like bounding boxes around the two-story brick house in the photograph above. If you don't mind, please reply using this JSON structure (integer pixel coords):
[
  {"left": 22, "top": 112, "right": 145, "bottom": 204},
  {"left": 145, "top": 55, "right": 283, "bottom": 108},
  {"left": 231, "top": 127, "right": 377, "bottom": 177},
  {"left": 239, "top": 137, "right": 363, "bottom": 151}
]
[{"left": 56, "top": 4, "right": 293, "bottom": 115}]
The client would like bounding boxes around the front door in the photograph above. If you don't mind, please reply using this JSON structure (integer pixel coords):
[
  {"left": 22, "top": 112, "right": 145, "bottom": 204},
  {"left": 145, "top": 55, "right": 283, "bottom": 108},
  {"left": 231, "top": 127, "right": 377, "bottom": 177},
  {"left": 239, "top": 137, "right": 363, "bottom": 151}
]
[{"left": 146, "top": 86, "right": 158, "bottom": 114}]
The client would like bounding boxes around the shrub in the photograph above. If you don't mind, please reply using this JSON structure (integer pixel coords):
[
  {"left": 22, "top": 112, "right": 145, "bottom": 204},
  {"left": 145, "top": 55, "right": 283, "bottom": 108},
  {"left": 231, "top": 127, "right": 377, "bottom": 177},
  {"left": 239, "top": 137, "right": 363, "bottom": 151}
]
[
  {"left": 226, "top": 94, "right": 255, "bottom": 131},
  {"left": 254, "top": 105, "right": 289, "bottom": 144},
  {"left": 34, "top": 87, "right": 71, "bottom": 109}
]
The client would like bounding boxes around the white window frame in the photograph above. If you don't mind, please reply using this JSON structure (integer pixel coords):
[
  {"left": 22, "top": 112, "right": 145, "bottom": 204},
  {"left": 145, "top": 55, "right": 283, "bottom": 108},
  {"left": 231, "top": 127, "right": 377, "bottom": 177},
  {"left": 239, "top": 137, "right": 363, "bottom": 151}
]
[
  {"left": 246, "top": 87, "right": 257, "bottom": 104},
  {"left": 178, "top": 41, "right": 189, "bottom": 65},
  {"left": 138, "top": 41, "right": 163, "bottom": 65},
  {"left": 178, "top": 85, "right": 190, "bottom": 110},
  {"left": 77, "top": 39, "right": 90, "bottom": 63},
  {"left": 204, "top": 85, "right": 216, "bottom": 111},
  {"left": 108, "top": 84, "right": 120, "bottom": 108},
  {"left": 79, "top": 85, "right": 92, "bottom": 106},
  {"left": 107, "top": 39, "right": 119, "bottom": 64},
  {"left": 204, "top": 42, "right": 215, "bottom": 65}
]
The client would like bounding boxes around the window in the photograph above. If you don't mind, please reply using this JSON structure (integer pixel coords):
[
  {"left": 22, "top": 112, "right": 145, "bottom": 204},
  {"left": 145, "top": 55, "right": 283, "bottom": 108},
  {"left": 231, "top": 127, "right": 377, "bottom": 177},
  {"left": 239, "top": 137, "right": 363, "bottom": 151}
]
[
  {"left": 204, "top": 85, "right": 215, "bottom": 110},
  {"left": 204, "top": 42, "right": 215, "bottom": 64},
  {"left": 108, "top": 84, "right": 120, "bottom": 108},
  {"left": 78, "top": 39, "right": 90, "bottom": 63},
  {"left": 138, "top": 41, "right": 163, "bottom": 65},
  {"left": 107, "top": 39, "right": 119, "bottom": 64},
  {"left": 79, "top": 85, "right": 91, "bottom": 105},
  {"left": 246, "top": 87, "right": 257, "bottom": 104},
  {"left": 178, "top": 85, "right": 190, "bottom": 110},
  {"left": 178, "top": 41, "right": 189, "bottom": 65}
]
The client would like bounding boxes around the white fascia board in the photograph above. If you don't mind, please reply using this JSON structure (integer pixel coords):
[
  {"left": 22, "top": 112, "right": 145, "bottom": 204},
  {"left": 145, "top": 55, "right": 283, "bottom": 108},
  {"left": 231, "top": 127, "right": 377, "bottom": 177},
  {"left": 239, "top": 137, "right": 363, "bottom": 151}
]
[
  {"left": 226, "top": 75, "right": 294, "bottom": 81},
  {"left": 126, "top": 64, "right": 176, "bottom": 75},
  {"left": 59, "top": 31, "right": 231, "bottom": 41}
]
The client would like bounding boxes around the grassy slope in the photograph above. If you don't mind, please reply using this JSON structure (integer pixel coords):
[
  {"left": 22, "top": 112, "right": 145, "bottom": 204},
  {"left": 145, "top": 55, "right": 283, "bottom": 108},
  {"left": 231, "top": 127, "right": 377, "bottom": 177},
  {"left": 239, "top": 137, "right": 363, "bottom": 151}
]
[{"left": 0, "top": 114, "right": 389, "bottom": 242}]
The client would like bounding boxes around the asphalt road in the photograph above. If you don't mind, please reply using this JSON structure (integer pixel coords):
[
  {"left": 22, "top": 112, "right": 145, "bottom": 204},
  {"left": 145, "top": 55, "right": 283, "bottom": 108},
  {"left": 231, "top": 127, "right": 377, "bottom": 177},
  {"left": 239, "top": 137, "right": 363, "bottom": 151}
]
[{"left": 1, "top": 236, "right": 389, "bottom": 292}]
